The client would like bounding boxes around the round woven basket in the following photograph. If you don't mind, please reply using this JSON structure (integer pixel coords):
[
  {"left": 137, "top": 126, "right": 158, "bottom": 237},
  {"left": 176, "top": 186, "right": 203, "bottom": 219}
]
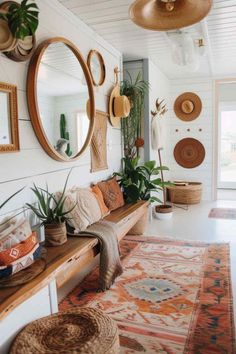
[
  {"left": 167, "top": 182, "right": 202, "bottom": 204},
  {"left": 10, "top": 307, "right": 120, "bottom": 354}
]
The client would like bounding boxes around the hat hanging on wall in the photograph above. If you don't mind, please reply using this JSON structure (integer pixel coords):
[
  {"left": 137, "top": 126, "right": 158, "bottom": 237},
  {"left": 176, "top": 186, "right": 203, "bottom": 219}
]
[
  {"left": 129, "top": 0, "right": 213, "bottom": 31},
  {"left": 0, "top": 19, "right": 17, "bottom": 52},
  {"left": 174, "top": 138, "right": 205, "bottom": 169},
  {"left": 174, "top": 92, "right": 202, "bottom": 121},
  {"left": 108, "top": 67, "right": 131, "bottom": 127}
]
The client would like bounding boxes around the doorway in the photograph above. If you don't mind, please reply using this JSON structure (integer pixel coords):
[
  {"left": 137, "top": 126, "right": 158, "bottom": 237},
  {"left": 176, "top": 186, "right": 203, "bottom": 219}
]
[{"left": 216, "top": 81, "right": 236, "bottom": 200}]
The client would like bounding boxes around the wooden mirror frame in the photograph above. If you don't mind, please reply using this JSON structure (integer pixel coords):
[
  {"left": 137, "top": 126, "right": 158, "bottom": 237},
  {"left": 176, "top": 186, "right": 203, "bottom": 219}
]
[
  {"left": 27, "top": 37, "right": 95, "bottom": 162},
  {"left": 87, "top": 50, "right": 106, "bottom": 86},
  {"left": 0, "top": 82, "right": 19, "bottom": 153}
]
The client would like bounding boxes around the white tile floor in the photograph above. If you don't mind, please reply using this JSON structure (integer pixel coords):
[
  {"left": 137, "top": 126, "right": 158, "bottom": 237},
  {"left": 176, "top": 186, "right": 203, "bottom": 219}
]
[{"left": 146, "top": 200, "right": 236, "bottom": 330}]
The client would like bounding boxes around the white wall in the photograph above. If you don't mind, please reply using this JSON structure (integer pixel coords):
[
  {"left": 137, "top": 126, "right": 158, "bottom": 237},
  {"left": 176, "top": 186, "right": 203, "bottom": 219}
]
[
  {"left": 0, "top": 0, "right": 122, "bottom": 218},
  {"left": 168, "top": 77, "right": 214, "bottom": 200},
  {"left": 147, "top": 60, "right": 170, "bottom": 177}
]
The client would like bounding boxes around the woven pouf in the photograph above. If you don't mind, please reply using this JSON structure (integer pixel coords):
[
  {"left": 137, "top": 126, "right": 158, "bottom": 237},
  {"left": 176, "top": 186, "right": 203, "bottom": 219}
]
[{"left": 10, "top": 308, "right": 120, "bottom": 354}]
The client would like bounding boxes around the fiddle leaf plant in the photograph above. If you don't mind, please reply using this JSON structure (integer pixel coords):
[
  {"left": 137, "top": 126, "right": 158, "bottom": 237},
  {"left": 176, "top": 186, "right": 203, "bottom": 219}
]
[
  {"left": 114, "top": 157, "right": 171, "bottom": 204},
  {"left": 26, "top": 170, "right": 76, "bottom": 225},
  {"left": 3, "top": 0, "right": 39, "bottom": 40}
]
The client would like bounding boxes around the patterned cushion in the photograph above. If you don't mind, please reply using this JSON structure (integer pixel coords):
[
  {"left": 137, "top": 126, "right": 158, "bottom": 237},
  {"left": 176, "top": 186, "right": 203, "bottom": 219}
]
[
  {"left": 0, "top": 232, "right": 38, "bottom": 266},
  {"left": 97, "top": 177, "right": 125, "bottom": 211},
  {"left": 0, "top": 243, "right": 42, "bottom": 279},
  {"left": 63, "top": 188, "right": 102, "bottom": 232},
  {"left": 0, "top": 218, "right": 32, "bottom": 252},
  {"left": 91, "top": 185, "right": 110, "bottom": 217}
]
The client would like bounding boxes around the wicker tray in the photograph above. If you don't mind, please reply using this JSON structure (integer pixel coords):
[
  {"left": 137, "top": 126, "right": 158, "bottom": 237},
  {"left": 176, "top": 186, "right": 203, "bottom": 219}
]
[{"left": 167, "top": 182, "right": 202, "bottom": 204}]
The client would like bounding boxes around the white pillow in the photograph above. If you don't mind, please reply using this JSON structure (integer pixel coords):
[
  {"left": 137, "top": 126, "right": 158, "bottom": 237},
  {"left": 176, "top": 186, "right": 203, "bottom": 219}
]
[{"left": 63, "top": 188, "right": 102, "bottom": 233}]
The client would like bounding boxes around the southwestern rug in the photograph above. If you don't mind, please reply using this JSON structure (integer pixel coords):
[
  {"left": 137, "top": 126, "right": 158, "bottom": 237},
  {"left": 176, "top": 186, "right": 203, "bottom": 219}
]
[
  {"left": 60, "top": 236, "right": 235, "bottom": 354},
  {"left": 209, "top": 207, "right": 236, "bottom": 220}
]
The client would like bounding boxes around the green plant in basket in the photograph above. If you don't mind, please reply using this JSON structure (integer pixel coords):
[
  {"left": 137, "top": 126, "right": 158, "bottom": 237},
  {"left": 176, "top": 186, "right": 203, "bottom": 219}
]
[
  {"left": 114, "top": 156, "right": 171, "bottom": 204},
  {"left": 26, "top": 171, "right": 76, "bottom": 246},
  {"left": 0, "top": 0, "right": 39, "bottom": 40}
]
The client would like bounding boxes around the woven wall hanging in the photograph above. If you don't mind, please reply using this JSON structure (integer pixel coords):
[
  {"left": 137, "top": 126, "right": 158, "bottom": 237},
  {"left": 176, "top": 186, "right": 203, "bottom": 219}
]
[
  {"left": 174, "top": 138, "right": 205, "bottom": 168},
  {"left": 90, "top": 110, "right": 108, "bottom": 172}
]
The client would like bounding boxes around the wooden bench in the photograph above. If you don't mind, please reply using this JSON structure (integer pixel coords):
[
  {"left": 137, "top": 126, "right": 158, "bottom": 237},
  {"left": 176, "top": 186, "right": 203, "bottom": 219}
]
[{"left": 0, "top": 200, "right": 149, "bottom": 353}]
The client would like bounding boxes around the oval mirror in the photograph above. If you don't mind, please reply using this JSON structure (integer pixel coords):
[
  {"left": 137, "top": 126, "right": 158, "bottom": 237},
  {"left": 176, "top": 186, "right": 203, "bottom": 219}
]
[
  {"left": 27, "top": 37, "right": 95, "bottom": 162},
  {"left": 87, "top": 50, "right": 106, "bottom": 86}
]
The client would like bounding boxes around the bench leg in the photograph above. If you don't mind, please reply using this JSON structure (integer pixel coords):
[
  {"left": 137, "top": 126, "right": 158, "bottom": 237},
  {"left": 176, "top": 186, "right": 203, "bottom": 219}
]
[{"left": 128, "top": 209, "right": 148, "bottom": 235}]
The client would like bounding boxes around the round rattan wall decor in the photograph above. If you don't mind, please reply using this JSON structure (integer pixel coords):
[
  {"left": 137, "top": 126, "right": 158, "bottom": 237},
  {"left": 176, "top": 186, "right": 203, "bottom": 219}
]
[
  {"left": 174, "top": 138, "right": 205, "bottom": 168},
  {"left": 174, "top": 92, "right": 202, "bottom": 121}
]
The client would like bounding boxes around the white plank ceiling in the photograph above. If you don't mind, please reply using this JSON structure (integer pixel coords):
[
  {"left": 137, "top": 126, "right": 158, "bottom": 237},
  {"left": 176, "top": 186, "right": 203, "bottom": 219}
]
[{"left": 59, "top": 0, "right": 236, "bottom": 79}]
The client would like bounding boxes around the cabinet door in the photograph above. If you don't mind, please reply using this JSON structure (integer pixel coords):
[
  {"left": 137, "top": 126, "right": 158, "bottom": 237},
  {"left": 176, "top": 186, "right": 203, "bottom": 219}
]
[{"left": 0, "top": 282, "right": 57, "bottom": 354}]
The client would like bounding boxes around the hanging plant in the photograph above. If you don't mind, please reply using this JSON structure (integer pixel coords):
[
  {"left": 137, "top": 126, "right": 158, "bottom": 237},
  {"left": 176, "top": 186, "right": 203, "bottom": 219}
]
[
  {"left": 120, "top": 71, "right": 149, "bottom": 158},
  {"left": 0, "top": 0, "right": 39, "bottom": 40}
]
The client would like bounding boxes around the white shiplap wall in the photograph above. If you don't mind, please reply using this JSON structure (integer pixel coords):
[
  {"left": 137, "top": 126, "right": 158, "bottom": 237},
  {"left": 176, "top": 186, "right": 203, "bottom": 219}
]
[
  {"left": 0, "top": 0, "right": 122, "bottom": 218},
  {"left": 168, "top": 77, "right": 214, "bottom": 201}
]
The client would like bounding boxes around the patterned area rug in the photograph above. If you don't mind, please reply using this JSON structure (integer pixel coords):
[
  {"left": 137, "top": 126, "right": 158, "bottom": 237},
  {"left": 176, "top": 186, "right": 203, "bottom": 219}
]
[
  {"left": 60, "top": 236, "right": 235, "bottom": 353},
  {"left": 209, "top": 208, "right": 236, "bottom": 220}
]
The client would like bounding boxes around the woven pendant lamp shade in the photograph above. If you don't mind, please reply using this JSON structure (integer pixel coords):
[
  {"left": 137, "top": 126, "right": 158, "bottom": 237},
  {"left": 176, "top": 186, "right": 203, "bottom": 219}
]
[{"left": 129, "top": 0, "right": 213, "bottom": 31}]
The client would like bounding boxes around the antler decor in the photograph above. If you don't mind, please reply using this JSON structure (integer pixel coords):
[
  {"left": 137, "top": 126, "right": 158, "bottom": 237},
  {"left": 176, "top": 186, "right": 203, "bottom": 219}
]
[{"left": 151, "top": 98, "right": 168, "bottom": 118}]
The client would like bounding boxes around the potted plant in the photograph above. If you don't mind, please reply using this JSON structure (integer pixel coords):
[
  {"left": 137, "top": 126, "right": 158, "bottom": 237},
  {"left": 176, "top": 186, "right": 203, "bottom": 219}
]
[
  {"left": 0, "top": 0, "right": 39, "bottom": 40},
  {"left": 26, "top": 172, "right": 75, "bottom": 247},
  {"left": 120, "top": 71, "right": 149, "bottom": 157},
  {"left": 114, "top": 156, "right": 171, "bottom": 232},
  {"left": 151, "top": 98, "right": 173, "bottom": 220}
]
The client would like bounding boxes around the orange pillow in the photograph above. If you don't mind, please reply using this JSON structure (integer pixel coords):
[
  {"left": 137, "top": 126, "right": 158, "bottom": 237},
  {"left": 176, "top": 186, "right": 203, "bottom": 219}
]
[
  {"left": 0, "top": 232, "right": 38, "bottom": 266},
  {"left": 91, "top": 185, "right": 110, "bottom": 217},
  {"left": 97, "top": 177, "right": 125, "bottom": 211}
]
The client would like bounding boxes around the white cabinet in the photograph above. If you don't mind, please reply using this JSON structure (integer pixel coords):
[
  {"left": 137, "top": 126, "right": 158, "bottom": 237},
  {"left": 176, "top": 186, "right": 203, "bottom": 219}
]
[{"left": 0, "top": 281, "right": 58, "bottom": 354}]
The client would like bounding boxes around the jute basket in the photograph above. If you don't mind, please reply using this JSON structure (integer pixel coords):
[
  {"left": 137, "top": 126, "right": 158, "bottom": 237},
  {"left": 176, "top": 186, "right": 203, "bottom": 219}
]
[
  {"left": 10, "top": 307, "right": 120, "bottom": 354},
  {"left": 44, "top": 222, "right": 67, "bottom": 247},
  {"left": 167, "top": 182, "right": 202, "bottom": 204}
]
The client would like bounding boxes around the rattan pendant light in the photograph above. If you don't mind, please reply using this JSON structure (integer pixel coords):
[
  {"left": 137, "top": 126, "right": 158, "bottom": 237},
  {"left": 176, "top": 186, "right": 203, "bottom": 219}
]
[{"left": 129, "top": 0, "right": 213, "bottom": 31}]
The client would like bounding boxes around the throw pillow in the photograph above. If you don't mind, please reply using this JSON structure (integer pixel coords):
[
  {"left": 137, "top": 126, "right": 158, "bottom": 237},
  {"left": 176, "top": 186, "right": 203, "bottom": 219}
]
[
  {"left": 0, "top": 232, "right": 38, "bottom": 266},
  {"left": 91, "top": 185, "right": 110, "bottom": 217},
  {"left": 0, "top": 218, "right": 32, "bottom": 252},
  {"left": 97, "top": 177, "right": 124, "bottom": 211},
  {"left": 63, "top": 188, "right": 102, "bottom": 232}
]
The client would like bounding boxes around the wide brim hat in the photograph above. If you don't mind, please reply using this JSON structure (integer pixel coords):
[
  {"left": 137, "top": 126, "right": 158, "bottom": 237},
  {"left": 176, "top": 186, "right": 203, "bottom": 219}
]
[
  {"left": 174, "top": 92, "right": 202, "bottom": 121},
  {"left": 129, "top": 0, "right": 213, "bottom": 31},
  {"left": 0, "top": 19, "right": 17, "bottom": 52},
  {"left": 109, "top": 85, "right": 131, "bottom": 127}
]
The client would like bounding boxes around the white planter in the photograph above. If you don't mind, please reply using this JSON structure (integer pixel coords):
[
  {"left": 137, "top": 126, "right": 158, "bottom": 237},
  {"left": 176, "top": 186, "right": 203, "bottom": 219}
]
[{"left": 154, "top": 205, "right": 173, "bottom": 220}]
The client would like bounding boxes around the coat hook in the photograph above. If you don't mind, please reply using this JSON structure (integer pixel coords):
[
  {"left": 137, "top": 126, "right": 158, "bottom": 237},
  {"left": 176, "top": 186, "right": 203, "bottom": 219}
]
[
  {"left": 175, "top": 129, "right": 179, "bottom": 132},
  {"left": 187, "top": 128, "right": 190, "bottom": 132},
  {"left": 199, "top": 128, "right": 202, "bottom": 132}
]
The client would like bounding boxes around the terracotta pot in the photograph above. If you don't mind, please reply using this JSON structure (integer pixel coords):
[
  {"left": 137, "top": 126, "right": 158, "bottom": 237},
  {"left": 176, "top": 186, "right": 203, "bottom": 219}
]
[
  {"left": 44, "top": 222, "right": 67, "bottom": 247},
  {"left": 154, "top": 205, "right": 173, "bottom": 220},
  {"left": 135, "top": 138, "right": 144, "bottom": 148}
]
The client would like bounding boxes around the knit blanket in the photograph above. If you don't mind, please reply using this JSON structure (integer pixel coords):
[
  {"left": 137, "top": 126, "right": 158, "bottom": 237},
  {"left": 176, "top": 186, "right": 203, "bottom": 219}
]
[{"left": 69, "top": 220, "right": 123, "bottom": 291}]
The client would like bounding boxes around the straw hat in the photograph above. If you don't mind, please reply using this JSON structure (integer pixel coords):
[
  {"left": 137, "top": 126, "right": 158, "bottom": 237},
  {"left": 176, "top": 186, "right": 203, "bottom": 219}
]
[
  {"left": 174, "top": 92, "right": 202, "bottom": 121},
  {"left": 0, "top": 19, "right": 17, "bottom": 52},
  {"left": 109, "top": 85, "right": 131, "bottom": 127},
  {"left": 129, "top": 0, "right": 213, "bottom": 31}
]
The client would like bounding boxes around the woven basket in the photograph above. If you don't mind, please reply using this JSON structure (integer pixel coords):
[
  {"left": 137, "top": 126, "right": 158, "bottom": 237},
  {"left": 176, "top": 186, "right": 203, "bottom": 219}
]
[
  {"left": 10, "top": 307, "right": 120, "bottom": 354},
  {"left": 167, "top": 182, "right": 202, "bottom": 204}
]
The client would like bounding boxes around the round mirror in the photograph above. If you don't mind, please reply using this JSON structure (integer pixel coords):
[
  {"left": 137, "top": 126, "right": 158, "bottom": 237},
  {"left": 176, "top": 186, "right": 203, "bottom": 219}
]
[
  {"left": 27, "top": 37, "right": 95, "bottom": 162},
  {"left": 87, "top": 50, "right": 106, "bottom": 86}
]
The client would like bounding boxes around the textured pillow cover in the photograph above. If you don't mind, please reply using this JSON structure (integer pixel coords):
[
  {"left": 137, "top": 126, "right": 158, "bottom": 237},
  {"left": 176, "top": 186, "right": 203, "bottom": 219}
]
[
  {"left": 0, "top": 218, "right": 32, "bottom": 252},
  {"left": 0, "top": 232, "right": 38, "bottom": 266},
  {"left": 0, "top": 243, "right": 41, "bottom": 279},
  {"left": 91, "top": 185, "right": 110, "bottom": 217},
  {"left": 63, "top": 188, "right": 102, "bottom": 233},
  {"left": 97, "top": 177, "right": 124, "bottom": 211}
]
